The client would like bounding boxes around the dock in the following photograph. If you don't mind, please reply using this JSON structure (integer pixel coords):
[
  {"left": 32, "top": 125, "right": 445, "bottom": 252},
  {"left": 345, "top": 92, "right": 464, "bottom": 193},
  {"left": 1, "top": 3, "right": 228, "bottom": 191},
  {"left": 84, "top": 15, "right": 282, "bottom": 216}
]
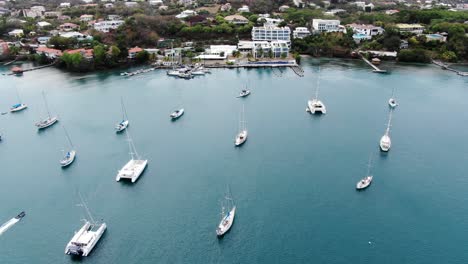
[
  {"left": 360, "top": 55, "right": 387, "bottom": 73},
  {"left": 4, "top": 62, "right": 56, "bottom": 76},
  {"left": 432, "top": 60, "right": 468, "bottom": 77}
]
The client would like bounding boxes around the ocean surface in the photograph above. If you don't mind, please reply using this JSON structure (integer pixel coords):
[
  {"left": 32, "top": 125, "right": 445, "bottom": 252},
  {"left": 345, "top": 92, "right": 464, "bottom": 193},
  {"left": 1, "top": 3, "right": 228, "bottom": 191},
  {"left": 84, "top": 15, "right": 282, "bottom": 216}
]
[{"left": 0, "top": 58, "right": 467, "bottom": 264}]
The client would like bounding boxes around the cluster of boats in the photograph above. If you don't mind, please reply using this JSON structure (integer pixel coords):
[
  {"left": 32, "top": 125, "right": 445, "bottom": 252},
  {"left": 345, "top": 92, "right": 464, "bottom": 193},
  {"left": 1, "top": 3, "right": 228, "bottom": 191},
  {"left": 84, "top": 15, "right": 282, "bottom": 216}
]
[
  {"left": 167, "top": 64, "right": 211, "bottom": 79},
  {"left": 120, "top": 67, "right": 155, "bottom": 77}
]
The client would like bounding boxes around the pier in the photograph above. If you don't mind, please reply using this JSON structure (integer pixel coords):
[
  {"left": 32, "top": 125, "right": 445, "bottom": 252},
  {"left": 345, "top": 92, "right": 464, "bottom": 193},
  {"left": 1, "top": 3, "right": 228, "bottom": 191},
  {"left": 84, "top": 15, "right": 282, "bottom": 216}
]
[
  {"left": 359, "top": 55, "right": 387, "bottom": 73},
  {"left": 4, "top": 62, "right": 56, "bottom": 76},
  {"left": 432, "top": 60, "right": 468, "bottom": 77}
]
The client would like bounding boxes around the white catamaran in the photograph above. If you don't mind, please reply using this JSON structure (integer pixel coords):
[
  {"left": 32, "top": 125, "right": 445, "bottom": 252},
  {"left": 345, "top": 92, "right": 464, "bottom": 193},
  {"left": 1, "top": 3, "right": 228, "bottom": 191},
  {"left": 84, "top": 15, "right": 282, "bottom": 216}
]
[
  {"left": 356, "top": 156, "right": 374, "bottom": 190},
  {"left": 60, "top": 125, "right": 76, "bottom": 167},
  {"left": 216, "top": 187, "right": 236, "bottom": 237},
  {"left": 380, "top": 110, "right": 393, "bottom": 152},
  {"left": 116, "top": 129, "right": 148, "bottom": 183},
  {"left": 307, "top": 66, "right": 326, "bottom": 114},
  {"left": 115, "top": 98, "right": 129, "bottom": 133},
  {"left": 10, "top": 86, "right": 27, "bottom": 112},
  {"left": 35, "top": 91, "right": 58, "bottom": 129},
  {"left": 235, "top": 105, "right": 248, "bottom": 146},
  {"left": 65, "top": 193, "right": 106, "bottom": 257}
]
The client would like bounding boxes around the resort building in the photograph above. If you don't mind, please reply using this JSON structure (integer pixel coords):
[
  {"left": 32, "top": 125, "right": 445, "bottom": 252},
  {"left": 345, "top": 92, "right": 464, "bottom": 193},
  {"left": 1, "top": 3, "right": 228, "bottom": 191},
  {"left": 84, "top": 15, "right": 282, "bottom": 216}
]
[
  {"left": 396, "top": 24, "right": 425, "bottom": 34},
  {"left": 195, "top": 45, "right": 237, "bottom": 60},
  {"left": 93, "top": 20, "right": 124, "bottom": 33},
  {"left": 128, "top": 46, "right": 143, "bottom": 59},
  {"left": 312, "top": 19, "right": 343, "bottom": 33},
  {"left": 252, "top": 25, "right": 291, "bottom": 46},
  {"left": 238, "top": 40, "right": 289, "bottom": 58},
  {"left": 292, "top": 27, "right": 311, "bottom": 39},
  {"left": 224, "top": 15, "right": 249, "bottom": 25}
]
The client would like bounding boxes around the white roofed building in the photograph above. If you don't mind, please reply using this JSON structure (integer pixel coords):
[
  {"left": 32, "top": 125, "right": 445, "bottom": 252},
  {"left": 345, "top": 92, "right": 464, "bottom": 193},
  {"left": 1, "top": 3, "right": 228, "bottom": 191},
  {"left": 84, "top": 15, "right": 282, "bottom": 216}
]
[
  {"left": 94, "top": 20, "right": 124, "bottom": 33},
  {"left": 312, "top": 19, "right": 343, "bottom": 33},
  {"left": 252, "top": 24, "right": 291, "bottom": 46},
  {"left": 293, "top": 27, "right": 311, "bottom": 39}
]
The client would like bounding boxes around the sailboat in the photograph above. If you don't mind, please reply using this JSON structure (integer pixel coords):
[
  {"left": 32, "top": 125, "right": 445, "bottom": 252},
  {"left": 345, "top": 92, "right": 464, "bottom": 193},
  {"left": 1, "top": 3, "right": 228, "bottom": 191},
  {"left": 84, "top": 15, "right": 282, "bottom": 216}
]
[
  {"left": 356, "top": 155, "right": 373, "bottom": 190},
  {"left": 216, "top": 187, "right": 236, "bottom": 237},
  {"left": 116, "top": 129, "right": 148, "bottom": 183},
  {"left": 388, "top": 87, "right": 398, "bottom": 108},
  {"left": 170, "top": 108, "right": 184, "bottom": 120},
  {"left": 307, "top": 66, "right": 326, "bottom": 114},
  {"left": 60, "top": 125, "right": 76, "bottom": 167},
  {"left": 380, "top": 110, "right": 392, "bottom": 152},
  {"left": 65, "top": 193, "right": 106, "bottom": 257},
  {"left": 237, "top": 83, "right": 251, "bottom": 98},
  {"left": 234, "top": 105, "right": 248, "bottom": 146},
  {"left": 10, "top": 86, "right": 27, "bottom": 112},
  {"left": 115, "top": 98, "right": 129, "bottom": 133},
  {"left": 35, "top": 91, "right": 58, "bottom": 129}
]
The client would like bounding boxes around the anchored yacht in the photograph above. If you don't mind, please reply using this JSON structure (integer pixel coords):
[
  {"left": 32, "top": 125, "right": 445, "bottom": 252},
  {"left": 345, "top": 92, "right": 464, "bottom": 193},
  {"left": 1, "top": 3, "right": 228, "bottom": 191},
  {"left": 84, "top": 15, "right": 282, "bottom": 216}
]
[
  {"left": 388, "top": 87, "right": 398, "bottom": 108},
  {"left": 216, "top": 188, "right": 236, "bottom": 237},
  {"left": 235, "top": 106, "right": 247, "bottom": 146},
  {"left": 10, "top": 103, "right": 27, "bottom": 112},
  {"left": 35, "top": 91, "right": 58, "bottom": 129},
  {"left": 307, "top": 66, "right": 326, "bottom": 114},
  {"left": 170, "top": 108, "right": 184, "bottom": 120},
  {"left": 116, "top": 130, "right": 147, "bottom": 183},
  {"left": 356, "top": 156, "right": 374, "bottom": 190},
  {"left": 115, "top": 98, "right": 129, "bottom": 133},
  {"left": 380, "top": 110, "right": 393, "bottom": 152}
]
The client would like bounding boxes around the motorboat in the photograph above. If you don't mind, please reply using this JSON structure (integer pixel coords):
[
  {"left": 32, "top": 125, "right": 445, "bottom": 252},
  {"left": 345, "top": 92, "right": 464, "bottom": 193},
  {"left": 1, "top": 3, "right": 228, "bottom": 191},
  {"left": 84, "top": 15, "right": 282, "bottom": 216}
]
[
  {"left": 307, "top": 99, "right": 326, "bottom": 114},
  {"left": 36, "top": 116, "right": 58, "bottom": 129},
  {"left": 238, "top": 89, "right": 251, "bottom": 98},
  {"left": 115, "top": 120, "right": 129, "bottom": 132},
  {"left": 388, "top": 98, "right": 397, "bottom": 108},
  {"left": 60, "top": 150, "right": 76, "bottom": 167},
  {"left": 356, "top": 176, "right": 373, "bottom": 190},
  {"left": 170, "top": 108, "right": 184, "bottom": 120},
  {"left": 116, "top": 130, "right": 148, "bottom": 183},
  {"left": 10, "top": 103, "right": 27, "bottom": 112},
  {"left": 235, "top": 130, "right": 248, "bottom": 146},
  {"left": 14, "top": 211, "right": 25, "bottom": 220}
]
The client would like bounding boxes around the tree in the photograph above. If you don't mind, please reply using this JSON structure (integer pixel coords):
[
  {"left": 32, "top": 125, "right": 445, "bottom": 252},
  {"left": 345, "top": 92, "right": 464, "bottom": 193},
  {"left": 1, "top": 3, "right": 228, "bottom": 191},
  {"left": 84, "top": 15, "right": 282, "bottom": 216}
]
[
  {"left": 440, "top": 51, "right": 457, "bottom": 62},
  {"left": 398, "top": 49, "right": 431, "bottom": 63},
  {"left": 135, "top": 50, "right": 149, "bottom": 63},
  {"left": 383, "top": 35, "right": 401, "bottom": 51},
  {"left": 93, "top": 45, "right": 106, "bottom": 66}
]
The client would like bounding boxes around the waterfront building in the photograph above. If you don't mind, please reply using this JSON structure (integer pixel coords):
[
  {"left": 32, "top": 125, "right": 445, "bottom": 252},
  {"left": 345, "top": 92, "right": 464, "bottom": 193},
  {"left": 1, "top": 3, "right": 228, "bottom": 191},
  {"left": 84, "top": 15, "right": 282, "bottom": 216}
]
[
  {"left": 94, "top": 20, "right": 124, "bottom": 32},
  {"left": 195, "top": 45, "right": 237, "bottom": 60},
  {"left": 396, "top": 23, "right": 425, "bottom": 34},
  {"left": 237, "top": 40, "right": 289, "bottom": 58},
  {"left": 80, "top": 14, "right": 94, "bottom": 22},
  {"left": 238, "top": 5, "right": 250, "bottom": 12},
  {"left": 292, "top": 27, "right": 311, "bottom": 39},
  {"left": 348, "top": 24, "right": 384, "bottom": 37},
  {"left": 252, "top": 24, "right": 291, "bottom": 46},
  {"left": 312, "top": 19, "right": 343, "bottom": 33},
  {"left": 128, "top": 46, "right": 143, "bottom": 59},
  {"left": 224, "top": 15, "right": 248, "bottom": 25}
]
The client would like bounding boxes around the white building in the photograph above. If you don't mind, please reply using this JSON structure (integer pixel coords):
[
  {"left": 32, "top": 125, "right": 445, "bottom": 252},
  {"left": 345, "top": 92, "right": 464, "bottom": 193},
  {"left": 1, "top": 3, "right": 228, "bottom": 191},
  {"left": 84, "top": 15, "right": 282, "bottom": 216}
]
[
  {"left": 37, "top": 21, "right": 52, "bottom": 28},
  {"left": 125, "top": 2, "right": 138, "bottom": 7},
  {"left": 149, "top": 0, "right": 163, "bottom": 6},
  {"left": 259, "top": 18, "right": 284, "bottom": 26},
  {"left": 252, "top": 25, "right": 291, "bottom": 46},
  {"left": 195, "top": 45, "right": 237, "bottom": 60},
  {"left": 238, "top": 5, "right": 249, "bottom": 12},
  {"left": 94, "top": 20, "right": 124, "bottom": 32},
  {"left": 312, "top": 19, "right": 342, "bottom": 33},
  {"left": 348, "top": 24, "right": 384, "bottom": 36},
  {"left": 175, "top": 10, "right": 197, "bottom": 19},
  {"left": 80, "top": 14, "right": 94, "bottom": 22},
  {"left": 8, "top": 29, "right": 24, "bottom": 37},
  {"left": 60, "top": 2, "right": 71, "bottom": 8},
  {"left": 292, "top": 27, "right": 311, "bottom": 39},
  {"left": 396, "top": 23, "right": 425, "bottom": 34},
  {"left": 178, "top": 0, "right": 192, "bottom": 6},
  {"left": 224, "top": 15, "right": 249, "bottom": 25},
  {"left": 59, "top": 31, "right": 93, "bottom": 41},
  {"left": 238, "top": 40, "right": 289, "bottom": 58}
]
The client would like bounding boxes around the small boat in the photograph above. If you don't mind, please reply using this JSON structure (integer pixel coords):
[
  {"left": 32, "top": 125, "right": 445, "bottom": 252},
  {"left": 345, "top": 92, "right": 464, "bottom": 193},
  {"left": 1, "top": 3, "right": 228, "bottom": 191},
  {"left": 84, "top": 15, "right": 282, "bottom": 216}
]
[
  {"left": 115, "top": 98, "right": 129, "bottom": 133},
  {"left": 120, "top": 72, "right": 129, "bottom": 76},
  {"left": 167, "top": 69, "right": 180, "bottom": 76},
  {"left": 237, "top": 89, "right": 251, "bottom": 98},
  {"left": 15, "top": 211, "right": 26, "bottom": 220},
  {"left": 388, "top": 87, "right": 398, "bottom": 108},
  {"left": 60, "top": 125, "right": 76, "bottom": 167},
  {"left": 65, "top": 193, "right": 106, "bottom": 257},
  {"left": 10, "top": 103, "right": 27, "bottom": 112},
  {"left": 216, "top": 187, "right": 236, "bottom": 237},
  {"left": 116, "top": 130, "right": 148, "bottom": 183},
  {"left": 356, "top": 156, "right": 374, "bottom": 190},
  {"left": 380, "top": 110, "right": 393, "bottom": 152},
  {"left": 191, "top": 70, "right": 205, "bottom": 75},
  {"left": 371, "top": 58, "right": 381, "bottom": 65},
  {"left": 11, "top": 66, "right": 23, "bottom": 75},
  {"left": 235, "top": 106, "right": 248, "bottom": 146},
  {"left": 307, "top": 66, "right": 326, "bottom": 114},
  {"left": 178, "top": 71, "right": 192, "bottom": 79},
  {"left": 170, "top": 108, "right": 184, "bottom": 120},
  {"left": 35, "top": 91, "right": 59, "bottom": 129}
]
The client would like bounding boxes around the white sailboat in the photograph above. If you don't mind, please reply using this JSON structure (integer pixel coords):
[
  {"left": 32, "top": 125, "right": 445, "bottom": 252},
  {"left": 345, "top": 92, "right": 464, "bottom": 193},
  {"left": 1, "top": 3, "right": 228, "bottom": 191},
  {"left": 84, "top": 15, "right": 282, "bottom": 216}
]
[
  {"left": 235, "top": 105, "right": 248, "bottom": 146},
  {"left": 60, "top": 125, "right": 76, "bottom": 167},
  {"left": 65, "top": 193, "right": 106, "bottom": 257},
  {"left": 35, "top": 91, "right": 58, "bottom": 129},
  {"left": 116, "top": 129, "right": 148, "bottom": 183},
  {"left": 10, "top": 86, "right": 27, "bottom": 112},
  {"left": 237, "top": 83, "right": 251, "bottom": 98},
  {"left": 307, "top": 66, "right": 326, "bottom": 114},
  {"left": 380, "top": 110, "right": 393, "bottom": 152},
  {"left": 115, "top": 98, "right": 129, "bottom": 133},
  {"left": 170, "top": 108, "right": 184, "bottom": 120},
  {"left": 356, "top": 156, "right": 373, "bottom": 190},
  {"left": 216, "top": 187, "right": 236, "bottom": 237},
  {"left": 388, "top": 87, "right": 398, "bottom": 108}
]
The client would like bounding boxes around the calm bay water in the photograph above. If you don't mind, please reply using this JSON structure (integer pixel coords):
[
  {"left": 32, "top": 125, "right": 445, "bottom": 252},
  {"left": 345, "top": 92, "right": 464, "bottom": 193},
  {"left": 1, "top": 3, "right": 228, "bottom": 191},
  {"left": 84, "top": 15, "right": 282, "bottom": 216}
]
[{"left": 0, "top": 58, "right": 467, "bottom": 263}]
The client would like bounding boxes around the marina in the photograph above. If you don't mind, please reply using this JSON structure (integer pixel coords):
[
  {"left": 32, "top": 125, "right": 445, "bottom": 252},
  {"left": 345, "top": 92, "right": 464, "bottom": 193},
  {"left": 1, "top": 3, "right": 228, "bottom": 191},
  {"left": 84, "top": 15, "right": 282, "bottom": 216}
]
[{"left": 1, "top": 58, "right": 468, "bottom": 263}]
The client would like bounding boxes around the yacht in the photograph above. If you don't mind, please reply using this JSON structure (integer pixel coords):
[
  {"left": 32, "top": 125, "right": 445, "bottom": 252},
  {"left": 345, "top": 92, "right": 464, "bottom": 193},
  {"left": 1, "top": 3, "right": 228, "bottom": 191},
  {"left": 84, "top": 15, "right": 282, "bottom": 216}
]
[
  {"left": 191, "top": 70, "right": 205, "bottom": 76},
  {"left": 388, "top": 87, "right": 398, "bottom": 108},
  {"left": 216, "top": 188, "right": 236, "bottom": 237},
  {"left": 235, "top": 106, "right": 247, "bottom": 146},
  {"left": 10, "top": 103, "right": 27, "bottom": 112},
  {"left": 115, "top": 98, "right": 129, "bottom": 133},
  {"left": 65, "top": 194, "right": 106, "bottom": 257},
  {"left": 60, "top": 125, "right": 76, "bottom": 167},
  {"left": 356, "top": 156, "right": 374, "bottom": 190},
  {"left": 307, "top": 66, "right": 326, "bottom": 114},
  {"left": 35, "top": 91, "right": 58, "bottom": 129},
  {"left": 380, "top": 110, "right": 393, "bottom": 152},
  {"left": 116, "top": 130, "right": 148, "bottom": 183},
  {"left": 14, "top": 211, "right": 25, "bottom": 220},
  {"left": 238, "top": 89, "right": 251, "bottom": 98},
  {"left": 170, "top": 108, "right": 184, "bottom": 120}
]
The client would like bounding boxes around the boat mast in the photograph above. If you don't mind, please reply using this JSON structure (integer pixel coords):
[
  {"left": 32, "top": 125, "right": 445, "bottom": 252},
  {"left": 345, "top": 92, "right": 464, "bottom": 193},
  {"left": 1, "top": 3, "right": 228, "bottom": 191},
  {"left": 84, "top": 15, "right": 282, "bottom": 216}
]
[
  {"left": 42, "top": 91, "right": 52, "bottom": 118},
  {"left": 125, "top": 129, "right": 140, "bottom": 160},
  {"left": 366, "top": 155, "right": 373, "bottom": 176},
  {"left": 15, "top": 85, "right": 22, "bottom": 103},
  {"left": 315, "top": 65, "right": 320, "bottom": 100},
  {"left": 62, "top": 124, "right": 74, "bottom": 148},
  {"left": 121, "top": 97, "right": 128, "bottom": 120},
  {"left": 78, "top": 191, "right": 96, "bottom": 225}
]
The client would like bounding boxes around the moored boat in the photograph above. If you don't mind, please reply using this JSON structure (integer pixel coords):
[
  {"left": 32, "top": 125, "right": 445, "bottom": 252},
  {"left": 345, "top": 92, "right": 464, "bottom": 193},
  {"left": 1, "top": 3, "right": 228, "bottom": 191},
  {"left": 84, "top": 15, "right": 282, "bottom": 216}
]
[
  {"left": 35, "top": 91, "right": 58, "bottom": 130},
  {"left": 307, "top": 65, "right": 326, "bottom": 114},
  {"left": 116, "top": 129, "right": 148, "bottom": 183},
  {"left": 216, "top": 187, "right": 236, "bottom": 237},
  {"left": 115, "top": 98, "right": 129, "bottom": 133},
  {"left": 234, "top": 106, "right": 248, "bottom": 146},
  {"left": 14, "top": 211, "right": 25, "bottom": 219},
  {"left": 10, "top": 103, "right": 27, "bottom": 112},
  {"left": 170, "top": 108, "right": 184, "bottom": 120}
]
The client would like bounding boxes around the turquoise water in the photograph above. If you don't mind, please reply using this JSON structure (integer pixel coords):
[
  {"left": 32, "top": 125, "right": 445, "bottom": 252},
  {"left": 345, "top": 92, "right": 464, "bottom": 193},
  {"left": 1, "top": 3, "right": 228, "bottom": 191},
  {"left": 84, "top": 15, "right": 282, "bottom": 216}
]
[{"left": 0, "top": 59, "right": 468, "bottom": 263}]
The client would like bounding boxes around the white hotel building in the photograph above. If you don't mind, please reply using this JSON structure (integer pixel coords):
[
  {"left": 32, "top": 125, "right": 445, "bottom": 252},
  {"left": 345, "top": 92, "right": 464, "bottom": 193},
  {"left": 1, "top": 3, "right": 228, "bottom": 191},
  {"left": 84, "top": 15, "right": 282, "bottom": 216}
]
[
  {"left": 94, "top": 20, "right": 124, "bottom": 33},
  {"left": 252, "top": 25, "right": 291, "bottom": 47},
  {"left": 312, "top": 19, "right": 343, "bottom": 33}
]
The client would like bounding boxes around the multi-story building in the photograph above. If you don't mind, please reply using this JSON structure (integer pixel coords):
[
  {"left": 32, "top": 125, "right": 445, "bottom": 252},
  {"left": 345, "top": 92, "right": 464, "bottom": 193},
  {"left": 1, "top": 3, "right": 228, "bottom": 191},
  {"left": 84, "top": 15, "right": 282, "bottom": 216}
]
[
  {"left": 348, "top": 24, "right": 384, "bottom": 36},
  {"left": 396, "top": 24, "right": 425, "bottom": 34},
  {"left": 93, "top": 20, "right": 124, "bottom": 33},
  {"left": 292, "top": 27, "right": 311, "bottom": 39},
  {"left": 312, "top": 19, "right": 342, "bottom": 33},
  {"left": 238, "top": 40, "right": 289, "bottom": 58},
  {"left": 252, "top": 25, "right": 291, "bottom": 46}
]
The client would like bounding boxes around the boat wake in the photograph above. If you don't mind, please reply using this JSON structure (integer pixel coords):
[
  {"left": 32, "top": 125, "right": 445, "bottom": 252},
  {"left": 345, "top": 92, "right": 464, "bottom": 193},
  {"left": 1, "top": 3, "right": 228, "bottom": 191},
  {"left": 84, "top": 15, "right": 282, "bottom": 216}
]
[{"left": 0, "top": 218, "right": 20, "bottom": 236}]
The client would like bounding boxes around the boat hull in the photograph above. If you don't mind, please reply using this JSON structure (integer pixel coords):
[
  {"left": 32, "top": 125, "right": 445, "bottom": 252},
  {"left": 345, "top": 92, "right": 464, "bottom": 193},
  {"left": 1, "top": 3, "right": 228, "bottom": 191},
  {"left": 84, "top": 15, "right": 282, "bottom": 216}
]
[
  {"left": 380, "top": 135, "right": 391, "bottom": 152},
  {"left": 65, "top": 222, "right": 107, "bottom": 257},
  {"left": 170, "top": 109, "right": 184, "bottom": 120},
  {"left": 36, "top": 117, "right": 58, "bottom": 129},
  {"left": 356, "top": 176, "right": 373, "bottom": 190},
  {"left": 60, "top": 150, "right": 76, "bottom": 167},
  {"left": 216, "top": 207, "right": 236, "bottom": 237},
  {"left": 10, "top": 104, "right": 28, "bottom": 112},
  {"left": 115, "top": 120, "right": 129, "bottom": 132},
  {"left": 116, "top": 159, "right": 148, "bottom": 183},
  {"left": 235, "top": 131, "right": 248, "bottom": 146}
]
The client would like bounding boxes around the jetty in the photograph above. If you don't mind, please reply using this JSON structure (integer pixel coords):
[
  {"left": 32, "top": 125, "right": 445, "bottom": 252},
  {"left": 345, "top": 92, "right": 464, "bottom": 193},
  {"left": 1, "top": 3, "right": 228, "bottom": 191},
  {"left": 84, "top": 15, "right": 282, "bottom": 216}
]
[
  {"left": 360, "top": 55, "right": 387, "bottom": 73},
  {"left": 5, "top": 62, "right": 56, "bottom": 76},
  {"left": 432, "top": 60, "right": 468, "bottom": 77}
]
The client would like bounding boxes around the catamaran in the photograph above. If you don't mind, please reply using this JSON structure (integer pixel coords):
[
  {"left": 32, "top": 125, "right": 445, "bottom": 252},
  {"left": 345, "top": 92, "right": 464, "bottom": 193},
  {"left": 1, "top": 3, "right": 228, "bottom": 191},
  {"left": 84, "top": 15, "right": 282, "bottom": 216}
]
[
  {"left": 115, "top": 98, "right": 129, "bottom": 133},
  {"left": 307, "top": 66, "right": 326, "bottom": 114},
  {"left": 10, "top": 86, "right": 27, "bottom": 112},
  {"left": 35, "top": 91, "right": 58, "bottom": 129},
  {"left": 170, "top": 108, "right": 184, "bottom": 120},
  {"left": 65, "top": 193, "right": 106, "bottom": 257},
  {"left": 235, "top": 106, "right": 247, "bottom": 146},
  {"left": 380, "top": 110, "right": 393, "bottom": 152},
  {"left": 388, "top": 87, "right": 398, "bottom": 108},
  {"left": 116, "top": 129, "right": 148, "bottom": 183},
  {"left": 216, "top": 187, "right": 236, "bottom": 237},
  {"left": 60, "top": 125, "right": 76, "bottom": 167},
  {"left": 356, "top": 156, "right": 373, "bottom": 190}
]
